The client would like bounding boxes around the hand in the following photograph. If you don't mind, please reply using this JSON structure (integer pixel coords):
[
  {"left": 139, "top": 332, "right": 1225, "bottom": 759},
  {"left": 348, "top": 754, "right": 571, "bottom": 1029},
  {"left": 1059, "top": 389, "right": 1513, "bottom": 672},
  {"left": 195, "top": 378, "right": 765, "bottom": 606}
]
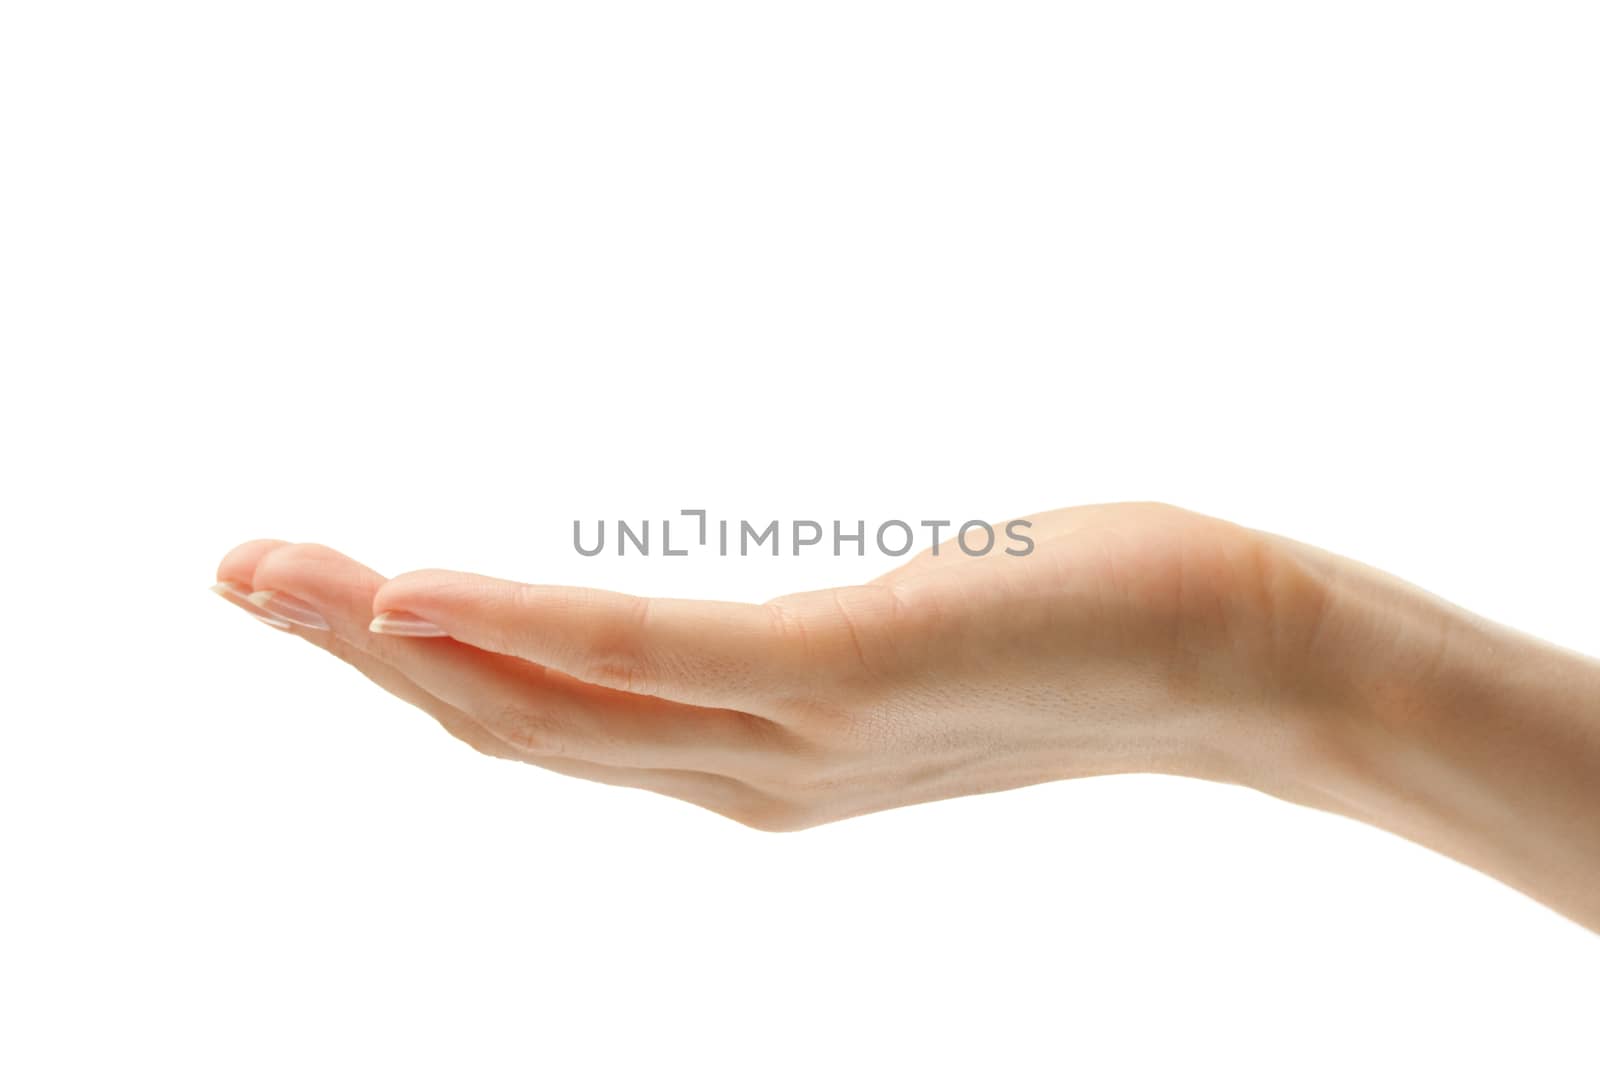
[
  {"left": 214, "top": 504, "right": 1319, "bottom": 826},
  {"left": 214, "top": 502, "right": 1600, "bottom": 929}
]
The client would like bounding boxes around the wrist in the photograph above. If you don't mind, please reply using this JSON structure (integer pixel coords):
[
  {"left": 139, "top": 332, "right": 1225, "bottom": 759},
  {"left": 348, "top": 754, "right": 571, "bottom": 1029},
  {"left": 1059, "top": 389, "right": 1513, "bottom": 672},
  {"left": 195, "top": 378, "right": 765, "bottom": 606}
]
[{"left": 1250, "top": 538, "right": 1600, "bottom": 927}]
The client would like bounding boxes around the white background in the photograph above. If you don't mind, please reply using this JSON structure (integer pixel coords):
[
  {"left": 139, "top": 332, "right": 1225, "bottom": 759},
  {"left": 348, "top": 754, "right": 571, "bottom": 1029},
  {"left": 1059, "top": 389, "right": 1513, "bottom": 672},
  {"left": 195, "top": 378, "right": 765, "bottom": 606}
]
[{"left": 2, "top": 2, "right": 1597, "bottom": 1063}]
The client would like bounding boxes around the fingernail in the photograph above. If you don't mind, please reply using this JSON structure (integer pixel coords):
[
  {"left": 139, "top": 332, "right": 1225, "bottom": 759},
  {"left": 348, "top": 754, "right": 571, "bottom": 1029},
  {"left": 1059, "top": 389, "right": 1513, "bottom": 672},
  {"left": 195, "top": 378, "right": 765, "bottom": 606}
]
[
  {"left": 212, "top": 580, "right": 253, "bottom": 607},
  {"left": 369, "top": 611, "right": 448, "bottom": 637},
  {"left": 213, "top": 581, "right": 293, "bottom": 629},
  {"left": 247, "top": 590, "right": 331, "bottom": 630}
]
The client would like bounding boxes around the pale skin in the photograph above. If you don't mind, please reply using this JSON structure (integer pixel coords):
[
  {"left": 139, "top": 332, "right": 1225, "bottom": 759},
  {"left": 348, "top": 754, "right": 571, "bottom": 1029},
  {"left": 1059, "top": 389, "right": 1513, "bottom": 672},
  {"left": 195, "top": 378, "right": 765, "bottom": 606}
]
[{"left": 213, "top": 503, "right": 1600, "bottom": 931}]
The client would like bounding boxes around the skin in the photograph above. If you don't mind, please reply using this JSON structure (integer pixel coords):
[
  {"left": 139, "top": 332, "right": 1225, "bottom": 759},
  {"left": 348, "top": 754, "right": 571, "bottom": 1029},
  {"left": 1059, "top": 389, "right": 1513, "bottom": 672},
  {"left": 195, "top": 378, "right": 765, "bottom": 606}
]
[{"left": 214, "top": 503, "right": 1600, "bottom": 931}]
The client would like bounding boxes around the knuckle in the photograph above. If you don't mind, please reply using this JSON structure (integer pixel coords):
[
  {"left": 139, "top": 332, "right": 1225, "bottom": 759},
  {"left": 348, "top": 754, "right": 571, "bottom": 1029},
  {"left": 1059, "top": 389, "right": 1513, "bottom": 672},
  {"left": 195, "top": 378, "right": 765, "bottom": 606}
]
[
  {"left": 582, "top": 655, "right": 654, "bottom": 696},
  {"left": 761, "top": 598, "right": 809, "bottom": 643},
  {"left": 768, "top": 585, "right": 901, "bottom": 673},
  {"left": 482, "top": 703, "right": 567, "bottom": 758},
  {"left": 826, "top": 583, "right": 902, "bottom": 632},
  {"left": 765, "top": 693, "right": 876, "bottom": 751},
  {"left": 576, "top": 595, "right": 658, "bottom": 693}
]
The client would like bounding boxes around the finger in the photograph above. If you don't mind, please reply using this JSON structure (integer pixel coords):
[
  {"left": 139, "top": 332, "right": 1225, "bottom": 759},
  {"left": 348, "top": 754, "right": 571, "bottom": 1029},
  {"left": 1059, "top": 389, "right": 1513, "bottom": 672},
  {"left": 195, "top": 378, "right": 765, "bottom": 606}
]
[
  {"left": 216, "top": 538, "right": 291, "bottom": 584},
  {"left": 248, "top": 545, "right": 789, "bottom": 774},
  {"left": 214, "top": 538, "right": 507, "bottom": 749},
  {"left": 370, "top": 569, "right": 811, "bottom": 709},
  {"left": 298, "top": 625, "right": 768, "bottom": 818},
  {"left": 211, "top": 539, "right": 295, "bottom": 626},
  {"left": 307, "top": 628, "right": 523, "bottom": 760}
]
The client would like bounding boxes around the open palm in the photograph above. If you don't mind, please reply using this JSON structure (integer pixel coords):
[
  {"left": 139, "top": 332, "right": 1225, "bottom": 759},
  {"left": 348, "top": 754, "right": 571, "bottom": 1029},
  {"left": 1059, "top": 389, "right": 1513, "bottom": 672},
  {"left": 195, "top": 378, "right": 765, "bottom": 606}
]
[{"left": 215, "top": 503, "right": 1331, "bottom": 829}]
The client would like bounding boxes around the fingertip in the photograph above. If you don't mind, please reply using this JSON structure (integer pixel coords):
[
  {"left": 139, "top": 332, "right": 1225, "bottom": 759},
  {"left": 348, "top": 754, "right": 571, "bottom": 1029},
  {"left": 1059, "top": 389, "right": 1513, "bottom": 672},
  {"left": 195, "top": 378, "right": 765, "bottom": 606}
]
[
  {"left": 247, "top": 543, "right": 386, "bottom": 617},
  {"left": 215, "top": 539, "right": 291, "bottom": 585}
]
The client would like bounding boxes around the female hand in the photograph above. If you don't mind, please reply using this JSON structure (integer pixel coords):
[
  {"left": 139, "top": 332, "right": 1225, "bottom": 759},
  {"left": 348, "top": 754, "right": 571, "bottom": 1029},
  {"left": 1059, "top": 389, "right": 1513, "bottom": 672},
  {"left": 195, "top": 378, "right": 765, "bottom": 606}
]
[{"left": 214, "top": 502, "right": 1600, "bottom": 929}]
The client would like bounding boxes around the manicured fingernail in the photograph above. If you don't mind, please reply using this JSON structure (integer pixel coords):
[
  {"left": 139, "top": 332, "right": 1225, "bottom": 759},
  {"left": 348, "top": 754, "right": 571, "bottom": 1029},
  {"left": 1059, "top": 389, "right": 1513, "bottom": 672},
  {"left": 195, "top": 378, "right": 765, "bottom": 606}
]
[
  {"left": 369, "top": 611, "right": 448, "bottom": 637},
  {"left": 213, "top": 581, "right": 293, "bottom": 629},
  {"left": 247, "top": 590, "right": 330, "bottom": 630},
  {"left": 212, "top": 580, "right": 253, "bottom": 606}
]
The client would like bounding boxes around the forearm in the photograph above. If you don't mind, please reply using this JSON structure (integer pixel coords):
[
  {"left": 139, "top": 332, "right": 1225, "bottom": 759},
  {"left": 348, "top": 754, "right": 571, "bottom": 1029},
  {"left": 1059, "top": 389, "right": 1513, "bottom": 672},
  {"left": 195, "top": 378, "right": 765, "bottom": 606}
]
[{"left": 1265, "top": 541, "right": 1600, "bottom": 930}]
